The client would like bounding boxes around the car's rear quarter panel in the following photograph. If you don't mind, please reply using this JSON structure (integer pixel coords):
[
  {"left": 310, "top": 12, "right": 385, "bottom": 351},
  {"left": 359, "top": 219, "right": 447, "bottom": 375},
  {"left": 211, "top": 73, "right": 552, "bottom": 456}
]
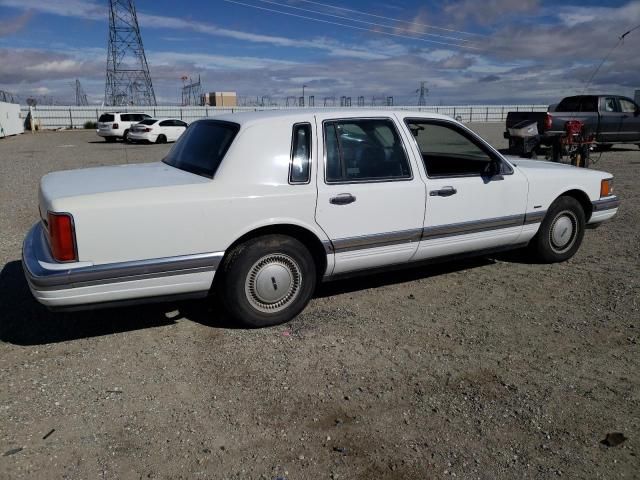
[{"left": 55, "top": 118, "right": 325, "bottom": 265}]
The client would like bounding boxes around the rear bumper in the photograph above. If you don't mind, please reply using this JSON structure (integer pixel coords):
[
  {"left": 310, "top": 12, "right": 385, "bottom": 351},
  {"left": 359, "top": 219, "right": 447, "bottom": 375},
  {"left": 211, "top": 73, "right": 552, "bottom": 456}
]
[
  {"left": 128, "top": 132, "right": 157, "bottom": 142},
  {"left": 22, "top": 223, "right": 221, "bottom": 309}
]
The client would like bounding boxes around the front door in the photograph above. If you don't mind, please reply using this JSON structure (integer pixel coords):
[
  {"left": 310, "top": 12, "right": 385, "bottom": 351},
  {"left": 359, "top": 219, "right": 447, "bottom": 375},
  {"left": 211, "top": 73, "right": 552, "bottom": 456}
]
[
  {"left": 399, "top": 118, "right": 529, "bottom": 261},
  {"left": 617, "top": 97, "right": 640, "bottom": 143},
  {"left": 314, "top": 116, "right": 426, "bottom": 275}
]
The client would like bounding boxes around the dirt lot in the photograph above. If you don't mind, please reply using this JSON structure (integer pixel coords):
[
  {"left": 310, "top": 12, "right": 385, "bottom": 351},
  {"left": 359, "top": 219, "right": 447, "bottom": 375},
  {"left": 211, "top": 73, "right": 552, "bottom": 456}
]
[{"left": 0, "top": 125, "right": 638, "bottom": 479}]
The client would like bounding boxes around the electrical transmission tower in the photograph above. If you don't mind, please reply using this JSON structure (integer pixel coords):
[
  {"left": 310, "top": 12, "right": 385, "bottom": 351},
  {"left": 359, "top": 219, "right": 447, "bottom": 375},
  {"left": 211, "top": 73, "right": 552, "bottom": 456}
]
[
  {"left": 181, "top": 75, "right": 202, "bottom": 106},
  {"left": 104, "top": 0, "right": 156, "bottom": 106},
  {"left": 416, "top": 81, "right": 429, "bottom": 106},
  {"left": 75, "top": 79, "right": 89, "bottom": 106}
]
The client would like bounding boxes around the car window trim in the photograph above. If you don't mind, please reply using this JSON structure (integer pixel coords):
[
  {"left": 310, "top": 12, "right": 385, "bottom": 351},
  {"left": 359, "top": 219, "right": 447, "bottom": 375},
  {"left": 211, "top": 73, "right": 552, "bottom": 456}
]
[
  {"left": 288, "top": 122, "right": 313, "bottom": 185},
  {"left": 322, "top": 117, "right": 414, "bottom": 185},
  {"left": 403, "top": 117, "right": 514, "bottom": 179},
  {"left": 162, "top": 119, "right": 240, "bottom": 179}
]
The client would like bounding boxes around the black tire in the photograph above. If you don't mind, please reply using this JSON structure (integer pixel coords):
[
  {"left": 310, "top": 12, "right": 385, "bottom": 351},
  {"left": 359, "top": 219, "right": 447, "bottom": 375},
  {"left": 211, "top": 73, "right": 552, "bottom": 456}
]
[
  {"left": 122, "top": 129, "right": 129, "bottom": 142},
  {"left": 529, "top": 196, "right": 585, "bottom": 263},
  {"left": 216, "top": 235, "right": 317, "bottom": 327},
  {"left": 156, "top": 134, "right": 167, "bottom": 144},
  {"left": 105, "top": 136, "right": 116, "bottom": 143}
]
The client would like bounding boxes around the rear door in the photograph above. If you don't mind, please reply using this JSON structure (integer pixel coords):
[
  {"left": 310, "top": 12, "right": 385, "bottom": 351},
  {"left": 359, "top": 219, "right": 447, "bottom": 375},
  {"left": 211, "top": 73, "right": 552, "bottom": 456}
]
[
  {"left": 158, "top": 120, "right": 176, "bottom": 140},
  {"left": 314, "top": 115, "right": 426, "bottom": 275},
  {"left": 618, "top": 97, "right": 640, "bottom": 142}
]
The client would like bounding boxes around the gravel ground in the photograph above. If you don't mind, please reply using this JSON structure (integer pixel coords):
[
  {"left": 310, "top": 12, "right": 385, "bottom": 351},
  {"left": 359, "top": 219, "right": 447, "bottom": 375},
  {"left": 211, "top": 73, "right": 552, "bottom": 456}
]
[{"left": 0, "top": 125, "right": 638, "bottom": 479}]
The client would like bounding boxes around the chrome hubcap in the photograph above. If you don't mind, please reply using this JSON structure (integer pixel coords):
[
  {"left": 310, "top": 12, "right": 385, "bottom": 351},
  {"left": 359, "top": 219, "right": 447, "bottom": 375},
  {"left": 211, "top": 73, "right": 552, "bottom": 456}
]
[
  {"left": 245, "top": 254, "right": 302, "bottom": 313},
  {"left": 549, "top": 210, "right": 578, "bottom": 253}
]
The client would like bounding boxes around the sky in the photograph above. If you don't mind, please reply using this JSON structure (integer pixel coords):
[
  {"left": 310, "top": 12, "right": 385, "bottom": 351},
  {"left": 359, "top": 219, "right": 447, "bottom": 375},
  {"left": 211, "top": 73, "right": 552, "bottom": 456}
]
[{"left": 0, "top": 0, "right": 638, "bottom": 105}]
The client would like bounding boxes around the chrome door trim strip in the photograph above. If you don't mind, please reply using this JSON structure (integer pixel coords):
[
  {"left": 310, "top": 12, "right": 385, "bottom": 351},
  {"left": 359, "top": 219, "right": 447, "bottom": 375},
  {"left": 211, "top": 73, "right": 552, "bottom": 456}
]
[
  {"left": 523, "top": 210, "right": 546, "bottom": 225},
  {"left": 421, "top": 214, "right": 525, "bottom": 240},
  {"left": 331, "top": 228, "right": 423, "bottom": 253},
  {"left": 592, "top": 196, "right": 620, "bottom": 212},
  {"left": 324, "top": 213, "right": 538, "bottom": 254},
  {"left": 23, "top": 224, "right": 223, "bottom": 290}
]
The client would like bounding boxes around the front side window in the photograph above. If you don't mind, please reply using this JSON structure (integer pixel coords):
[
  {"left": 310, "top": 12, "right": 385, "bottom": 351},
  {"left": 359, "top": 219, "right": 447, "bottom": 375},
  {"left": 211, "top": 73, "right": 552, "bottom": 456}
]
[
  {"left": 163, "top": 120, "right": 239, "bottom": 178},
  {"left": 619, "top": 98, "right": 637, "bottom": 113},
  {"left": 289, "top": 123, "right": 312, "bottom": 184},
  {"left": 406, "top": 120, "right": 497, "bottom": 177},
  {"left": 324, "top": 119, "right": 411, "bottom": 183}
]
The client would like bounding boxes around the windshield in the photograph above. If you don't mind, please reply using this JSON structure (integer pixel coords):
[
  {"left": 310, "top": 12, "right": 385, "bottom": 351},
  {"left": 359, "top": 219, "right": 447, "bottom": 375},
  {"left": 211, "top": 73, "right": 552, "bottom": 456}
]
[{"left": 162, "top": 120, "right": 239, "bottom": 178}]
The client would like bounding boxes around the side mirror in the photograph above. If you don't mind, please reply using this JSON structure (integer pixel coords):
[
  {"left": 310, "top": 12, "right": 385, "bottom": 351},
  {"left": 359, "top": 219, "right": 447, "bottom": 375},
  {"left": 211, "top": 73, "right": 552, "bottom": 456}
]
[{"left": 484, "top": 159, "right": 503, "bottom": 179}]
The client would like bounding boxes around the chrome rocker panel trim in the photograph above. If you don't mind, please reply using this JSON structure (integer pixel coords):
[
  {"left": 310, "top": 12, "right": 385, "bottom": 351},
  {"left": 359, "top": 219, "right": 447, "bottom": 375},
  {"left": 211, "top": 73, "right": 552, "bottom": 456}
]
[{"left": 22, "top": 223, "right": 224, "bottom": 291}]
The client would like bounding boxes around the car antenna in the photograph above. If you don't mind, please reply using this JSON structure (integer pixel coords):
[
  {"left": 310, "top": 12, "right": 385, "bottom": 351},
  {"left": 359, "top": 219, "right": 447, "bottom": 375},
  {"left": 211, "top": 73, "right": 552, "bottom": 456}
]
[{"left": 580, "top": 23, "right": 639, "bottom": 94}]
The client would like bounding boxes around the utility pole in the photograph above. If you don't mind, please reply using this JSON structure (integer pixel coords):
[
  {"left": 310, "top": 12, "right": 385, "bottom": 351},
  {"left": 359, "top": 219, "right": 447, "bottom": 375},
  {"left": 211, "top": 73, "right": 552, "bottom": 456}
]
[{"left": 105, "top": 0, "right": 156, "bottom": 106}]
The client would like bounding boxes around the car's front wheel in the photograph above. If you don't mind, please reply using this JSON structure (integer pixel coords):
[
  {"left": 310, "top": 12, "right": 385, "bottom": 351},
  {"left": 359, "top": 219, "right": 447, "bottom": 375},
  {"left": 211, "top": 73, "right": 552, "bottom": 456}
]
[
  {"left": 529, "top": 196, "right": 585, "bottom": 263},
  {"left": 217, "top": 235, "right": 316, "bottom": 327}
]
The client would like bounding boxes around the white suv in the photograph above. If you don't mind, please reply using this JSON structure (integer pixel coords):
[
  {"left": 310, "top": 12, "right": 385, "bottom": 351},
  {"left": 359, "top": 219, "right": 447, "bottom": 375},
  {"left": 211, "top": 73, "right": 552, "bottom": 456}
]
[{"left": 97, "top": 112, "right": 151, "bottom": 142}]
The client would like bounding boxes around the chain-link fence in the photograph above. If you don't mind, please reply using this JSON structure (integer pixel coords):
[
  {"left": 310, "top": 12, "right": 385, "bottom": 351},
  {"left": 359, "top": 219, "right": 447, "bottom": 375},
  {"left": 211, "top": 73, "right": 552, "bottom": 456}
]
[{"left": 21, "top": 104, "right": 548, "bottom": 130}]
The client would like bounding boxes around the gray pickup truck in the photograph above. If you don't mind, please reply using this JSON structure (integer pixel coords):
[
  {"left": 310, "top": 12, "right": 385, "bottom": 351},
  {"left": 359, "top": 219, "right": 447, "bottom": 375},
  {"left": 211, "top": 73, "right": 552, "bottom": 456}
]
[{"left": 505, "top": 95, "right": 640, "bottom": 151}]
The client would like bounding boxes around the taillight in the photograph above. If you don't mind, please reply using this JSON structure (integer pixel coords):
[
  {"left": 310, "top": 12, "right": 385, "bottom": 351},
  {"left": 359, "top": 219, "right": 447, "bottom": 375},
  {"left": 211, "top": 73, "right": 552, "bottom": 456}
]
[
  {"left": 144, "top": 127, "right": 152, "bottom": 132},
  {"left": 47, "top": 212, "right": 77, "bottom": 262},
  {"left": 544, "top": 113, "right": 553, "bottom": 131},
  {"left": 112, "top": 123, "right": 119, "bottom": 129}
]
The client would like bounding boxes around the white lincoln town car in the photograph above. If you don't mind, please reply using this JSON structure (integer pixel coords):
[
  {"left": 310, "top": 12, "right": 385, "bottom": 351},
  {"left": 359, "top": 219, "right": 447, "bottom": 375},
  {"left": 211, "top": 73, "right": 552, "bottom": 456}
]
[{"left": 23, "top": 110, "right": 619, "bottom": 327}]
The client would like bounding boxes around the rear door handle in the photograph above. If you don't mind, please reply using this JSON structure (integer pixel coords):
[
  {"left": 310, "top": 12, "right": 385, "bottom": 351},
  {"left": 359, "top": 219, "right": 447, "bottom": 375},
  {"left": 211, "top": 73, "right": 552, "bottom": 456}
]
[
  {"left": 430, "top": 186, "right": 457, "bottom": 197},
  {"left": 330, "top": 193, "right": 356, "bottom": 205}
]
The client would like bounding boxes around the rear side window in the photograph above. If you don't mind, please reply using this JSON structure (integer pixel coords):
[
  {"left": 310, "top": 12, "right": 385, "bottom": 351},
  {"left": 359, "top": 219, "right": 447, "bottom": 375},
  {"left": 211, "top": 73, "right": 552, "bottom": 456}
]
[
  {"left": 159, "top": 120, "right": 172, "bottom": 126},
  {"left": 556, "top": 96, "right": 598, "bottom": 112},
  {"left": 603, "top": 97, "right": 619, "bottom": 112},
  {"left": 163, "top": 120, "right": 239, "bottom": 178},
  {"left": 289, "top": 123, "right": 312, "bottom": 184},
  {"left": 120, "top": 114, "right": 132, "bottom": 121},
  {"left": 139, "top": 119, "right": 157, "bottom": 125},
  {"left": 99, "top": 114, "right": 114, "bottom": 122},
  {"left": 324, "top": 118, "right": 411, "bottom": 183}
]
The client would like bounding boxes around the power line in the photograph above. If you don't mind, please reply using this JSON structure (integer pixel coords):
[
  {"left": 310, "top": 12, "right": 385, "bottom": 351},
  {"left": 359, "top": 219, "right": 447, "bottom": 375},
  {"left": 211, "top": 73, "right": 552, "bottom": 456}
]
[
  {"left": 295, "top": 0, "right": 484, "bottom": 37},
  {"left": 221, "top": 0, "right": 480, "bottom": 50},
  {"left": 256, "top": 0, "right": 471, "bottom": 43}
]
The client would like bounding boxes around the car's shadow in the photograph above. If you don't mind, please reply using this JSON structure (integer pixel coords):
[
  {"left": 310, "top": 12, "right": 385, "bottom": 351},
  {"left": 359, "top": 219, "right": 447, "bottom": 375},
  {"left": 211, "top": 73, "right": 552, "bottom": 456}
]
[{"left": 1, "top": 255, "right": 502, "bottom": 346}]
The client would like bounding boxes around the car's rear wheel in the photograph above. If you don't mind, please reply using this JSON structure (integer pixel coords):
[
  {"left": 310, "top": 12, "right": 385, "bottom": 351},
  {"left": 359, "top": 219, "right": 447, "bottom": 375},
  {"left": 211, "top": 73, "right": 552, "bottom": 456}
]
[
  {"left": 122, "top": 129, "right": 130, "bottom": 142},
  {"left": 529, "top": 196, "right": 585, "bottom": 263},
  {"left": 156, "top": 134, "right": 167, "bottom": 144},
  {"left": 217, "top": 235, "right": 316, "bottom": 327}
]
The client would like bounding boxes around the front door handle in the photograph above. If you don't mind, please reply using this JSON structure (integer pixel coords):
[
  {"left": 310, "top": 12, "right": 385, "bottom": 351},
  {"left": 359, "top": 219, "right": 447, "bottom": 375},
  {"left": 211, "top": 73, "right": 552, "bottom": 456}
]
[
  {"left": 430, "top": 186, "right": 457, "bottom": 197},
  {"left": 330, "top": 193, "right": 356, "bottom": 205}
]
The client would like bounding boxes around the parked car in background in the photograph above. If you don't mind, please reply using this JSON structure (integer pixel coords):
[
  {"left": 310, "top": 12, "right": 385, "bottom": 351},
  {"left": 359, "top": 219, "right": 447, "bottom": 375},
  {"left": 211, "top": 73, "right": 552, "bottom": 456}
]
[
  {"left": 97, "top": 112, "right": 151, "bottom": 142},
  {"left": 24, "top": 110, "right": 619, "bottom": 327},
  {"left": 127, "top": 118, "right": 189, "bottom": 144},
  {"left": 505, "top": 95, "right": 640, "bottom": 155}
]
